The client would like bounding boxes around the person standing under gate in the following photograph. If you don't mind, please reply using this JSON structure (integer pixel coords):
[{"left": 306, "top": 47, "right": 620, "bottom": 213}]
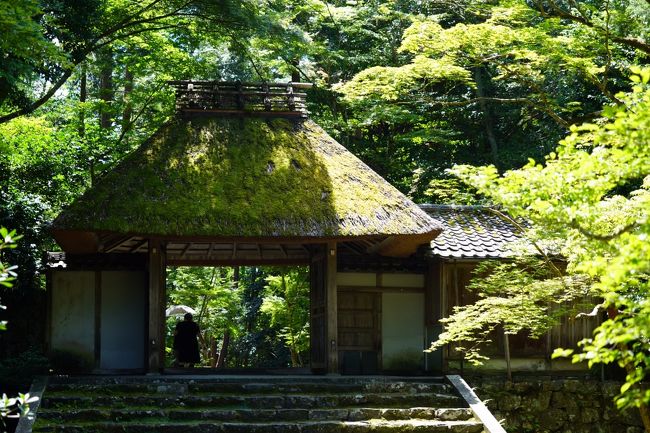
[{"left": 173, "top": 313, "right": 201, "bottom": 367}]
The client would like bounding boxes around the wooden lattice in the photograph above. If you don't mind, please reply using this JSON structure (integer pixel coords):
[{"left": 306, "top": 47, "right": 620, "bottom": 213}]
[{"left": 168, "top": 81, "right": 312, "bottom": 117}]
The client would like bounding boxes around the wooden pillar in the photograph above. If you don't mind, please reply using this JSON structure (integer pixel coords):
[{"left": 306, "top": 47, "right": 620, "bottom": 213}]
[
  {"left": 147, "top": 238, "right": 165, "bottom": 373},
  {"left": 326, "top": 241, "right": 338, "bottom": 374},
  {"left": 424, "top": 260, "right": 443, "bottom": 372}
]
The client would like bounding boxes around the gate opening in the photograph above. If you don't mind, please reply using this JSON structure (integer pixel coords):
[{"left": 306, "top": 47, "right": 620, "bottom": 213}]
[{"left": 165, "top": 266, "right": 310, "bottom": 371}]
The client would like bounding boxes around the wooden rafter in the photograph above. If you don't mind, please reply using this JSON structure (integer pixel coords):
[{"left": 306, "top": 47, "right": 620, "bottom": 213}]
[
  {"left": 104, "top": 236, "right": 134, "bottom": 253},
  {"left": 180, "top": 243, "right": 192, "bottom": 258},
  {"left": 129, "top": 239, "right": 148, "bottom": 253}
]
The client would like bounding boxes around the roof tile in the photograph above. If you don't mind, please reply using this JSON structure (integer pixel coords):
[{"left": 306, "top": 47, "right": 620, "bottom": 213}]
[{"left": 420, "top": 205, "right": 525, "bottom": 259}]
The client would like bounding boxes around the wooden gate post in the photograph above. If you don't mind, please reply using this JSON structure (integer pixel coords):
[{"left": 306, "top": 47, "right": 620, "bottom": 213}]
[
  {"left": 147, "top": 238, "right": 165, "bottom": 373},
  {"left": 326, "top": 241, "right": 338, "bottom": 374}
]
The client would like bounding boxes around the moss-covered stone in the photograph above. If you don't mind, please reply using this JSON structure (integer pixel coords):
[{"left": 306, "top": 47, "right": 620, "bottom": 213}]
[{"left": 54, "top": 118, "right": 439, "bottom": 238}]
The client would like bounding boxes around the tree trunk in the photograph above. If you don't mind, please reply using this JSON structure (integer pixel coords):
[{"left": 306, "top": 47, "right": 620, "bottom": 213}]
[
  {"left": 473, "top": 67, "right": 499, "bottom": 165},
  {"left": 607, "top": 308, "right": 650, "bottom": 432},
  {"left": 291, "top": 59, "right": 300, "bottom": 82},
  {"left": 290, "top": 349, "right": 299, "bottom": 368},
  {"left": 79, "top": 63, "right": 87, "bottom": 138},
  {"left": 78, "top": 63, "right": 95, "bottom": 186},
  {"left": 122, "top": 66, "right": 134, "bottom": 135},
  {"left": 98, "top": 48, "right": 114, "bottom": 129},
  {"left": 216, "top": 330, "right": 230, "bottom": 368},
  {"left": 215, "top": 267, "right": 238, "bottom": 369},
  {"left": 504, "top": 331, "right": 512, "bottom": 382},
  {"left": 210, "top": 336, "right": 218, "bottom": 368}
]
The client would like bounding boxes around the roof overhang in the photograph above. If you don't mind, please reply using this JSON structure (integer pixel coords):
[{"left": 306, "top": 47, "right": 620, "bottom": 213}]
[{"left": 52, "top": 227, "right": 440, "bottom": 264}]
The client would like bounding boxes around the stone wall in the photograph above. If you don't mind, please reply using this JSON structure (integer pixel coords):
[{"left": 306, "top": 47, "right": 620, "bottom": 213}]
[{"left": 467, "top": 376, "right": 644, "bottom": 433}]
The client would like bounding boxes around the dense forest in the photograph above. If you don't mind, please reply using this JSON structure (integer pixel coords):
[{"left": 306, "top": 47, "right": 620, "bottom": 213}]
[{"left": 0, "top": 0, "right": 649, "bottom": 428}]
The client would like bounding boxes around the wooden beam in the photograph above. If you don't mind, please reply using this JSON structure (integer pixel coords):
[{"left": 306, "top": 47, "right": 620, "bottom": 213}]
[
  {"left": 326, "top": 241, "right": 338, "bottom": 374},
  {"left": 366, "top": 231, "right": 439, "bottom": 258},
  {"left": 94, "top": 271, "right": 101, "bottom": 369},
  {"left": 166, "top": 257, "right": 311, "bottom": 267},
  {"left": 180, "top": 242, "right": 191, "bottom": 258},
  {"left": 337, "top": 285, "right": 424, "bottom": 293},
  {"left": 52, "top": 230, "right": 100, "bottom": 254},
  {"left": 104, "top": 236, "right": 134, "bottom": 253},
  {"left": 425, "top": 260, "right": 443, "bottom": 372},
  {"left": 129, "top": 239, "right": 148, "bottom": 253},
  {"left": 147, "top": 238, "right": 165, "bottom": 373}
]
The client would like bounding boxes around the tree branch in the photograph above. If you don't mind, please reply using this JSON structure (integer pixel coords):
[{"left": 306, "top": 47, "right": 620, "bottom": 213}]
[
  {"left": 533, "top": 0, "right": 650, "bottom": 55},
  {"left": 0, "top": 1, "right": 234, "bottom": 124},
  {"left": 486, "top": 208, "right": 566, "bottom": 281},
  {"left": 0, "top": 68, "right": 74, "bottom": 124},
  {"left": 570, "top": 220, "right": 640, "bottom": 241}
]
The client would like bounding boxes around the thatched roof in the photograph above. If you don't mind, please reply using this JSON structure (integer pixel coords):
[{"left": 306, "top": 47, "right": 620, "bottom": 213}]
[{"left": 54, "top": 117, "right": 440, "bottom": 242}]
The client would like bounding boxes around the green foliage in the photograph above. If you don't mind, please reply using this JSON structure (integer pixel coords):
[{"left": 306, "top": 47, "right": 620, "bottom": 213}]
[
  {"left": 0, "top": 228, "right": 20, "bottom": 331},
  {"left": 0, "top": 229, "right": 38, "bottom": 427},
  {"left": 166, "top": 266, "right": 242, "bottom": 366},
  {"left": 166, "top": 266, "right": 310, "bottom": 369},
  {"left": 453, "top": 69, "right": 650, "bottom": 410},
  {"left": 429, "top": 257, "right": 590, "bottom": 364},
  {"left": 260, "top": 268, "right": 310, "bottom": 367},
  {"left": 331, "top": 0, "right": 649, "bottom": 199}
]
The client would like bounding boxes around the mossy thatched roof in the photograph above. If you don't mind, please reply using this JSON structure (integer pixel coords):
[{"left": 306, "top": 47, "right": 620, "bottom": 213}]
[{"left": 54, "top": 117, "right": 440, "bottom": 239}]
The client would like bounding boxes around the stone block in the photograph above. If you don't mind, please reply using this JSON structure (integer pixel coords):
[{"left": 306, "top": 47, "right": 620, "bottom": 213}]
[
  {"left": 523, "top": 390, "right": 552, "bottom": 412},
  {"left": 577, "top": 381, "right": 599, "bottom": 396},
  {"left": 499, "top": 393, "right": 522, "bottom": 411},
  {"left": 538, "top": 408, "right": 567, "bottom": 431},
  {"left": 562, "top": 380, "right": 582, "bottom": 393},
  {"left": 551, "top": 391, "right": 579, "bottom": 410},
  {"left": 580, "top": 407, "right": 600, "bottom": 423}
]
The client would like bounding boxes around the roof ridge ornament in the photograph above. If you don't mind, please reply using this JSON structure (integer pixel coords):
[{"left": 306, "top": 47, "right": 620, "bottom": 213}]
[{"left": 168, "top": 80, "right": 313, "bottom": 118}]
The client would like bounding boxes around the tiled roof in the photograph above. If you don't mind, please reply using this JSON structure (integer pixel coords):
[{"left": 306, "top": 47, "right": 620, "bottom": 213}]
[{"left": 420, "top": 204, "right": 523, "bottom": 259}]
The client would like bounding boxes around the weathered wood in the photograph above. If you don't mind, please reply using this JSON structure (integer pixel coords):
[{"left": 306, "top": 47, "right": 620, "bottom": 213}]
[
  {"left": 366, "top": 232, "right": 440, "bottom": 258},
  {"left": 337, "top": 291, "right": 381, "bottom": 356},
  {"left": 14, "top": 376, "right": 48, "bottom": 433},
  {"left": 94, "top": 271, "right": 101, "bottom": 368},
  {"left": 337, "top": 285, "right": 424, "bottom": 293},
  {"left": 309, "top": 245, "right": 327, "bottom": 371},
  {"left": 167, "top": 257, "right": 311, "bottom": 267},
  {"left": 147, "top": 239, "right": 165, "bottom": 373},
  {"left": 326, "top": 241, "right": 338, "bottom": 374},
  {"left": 447, "top": 374, "right": 507, "bottom": 433},
  {"left": 425, "top": 260, "right": 443, "bottom": 372},
  {"left": 169, "top": 81, "right": 312, "bottom": 117}
]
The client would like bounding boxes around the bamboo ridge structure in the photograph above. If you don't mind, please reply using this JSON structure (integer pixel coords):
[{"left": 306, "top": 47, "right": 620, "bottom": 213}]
[{"left": 169, "top": 81, "right": 312, "bottom": 117}]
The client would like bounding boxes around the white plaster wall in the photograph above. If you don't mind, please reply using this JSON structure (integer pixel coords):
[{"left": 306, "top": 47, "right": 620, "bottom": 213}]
[
  {"left": 382, "top": 292, "right": 425, "bottom": 370},
  {"left": 50, "top": 271, "right": 95, "bottom": 363},
  {"left": 100, "top": 271, "right": 146, "bottom": 369}
]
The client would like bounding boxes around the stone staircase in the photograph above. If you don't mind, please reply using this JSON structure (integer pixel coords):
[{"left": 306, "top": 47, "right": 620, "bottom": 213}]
[{"left": 30, "top": 375, "right": 484, "bottom": 433}]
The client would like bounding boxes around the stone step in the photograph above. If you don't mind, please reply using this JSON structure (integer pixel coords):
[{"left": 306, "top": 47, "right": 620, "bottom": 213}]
[
  {"left": 33, "top": 419, "right": 484, "bottom": 433},
  {"left": 37, "top": 406, "right": 474, "bottom": 423},
  {"left": 40, "top": 391, "right": 465, "bottom": 410},
  {"left": 45, "top": 380, "right": 451, "bottom": 396}
]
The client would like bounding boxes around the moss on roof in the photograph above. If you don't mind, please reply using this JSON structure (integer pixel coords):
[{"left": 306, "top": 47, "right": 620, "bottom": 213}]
[{"left": 54, "top": 117, "right": 440, "bottom": 238}]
